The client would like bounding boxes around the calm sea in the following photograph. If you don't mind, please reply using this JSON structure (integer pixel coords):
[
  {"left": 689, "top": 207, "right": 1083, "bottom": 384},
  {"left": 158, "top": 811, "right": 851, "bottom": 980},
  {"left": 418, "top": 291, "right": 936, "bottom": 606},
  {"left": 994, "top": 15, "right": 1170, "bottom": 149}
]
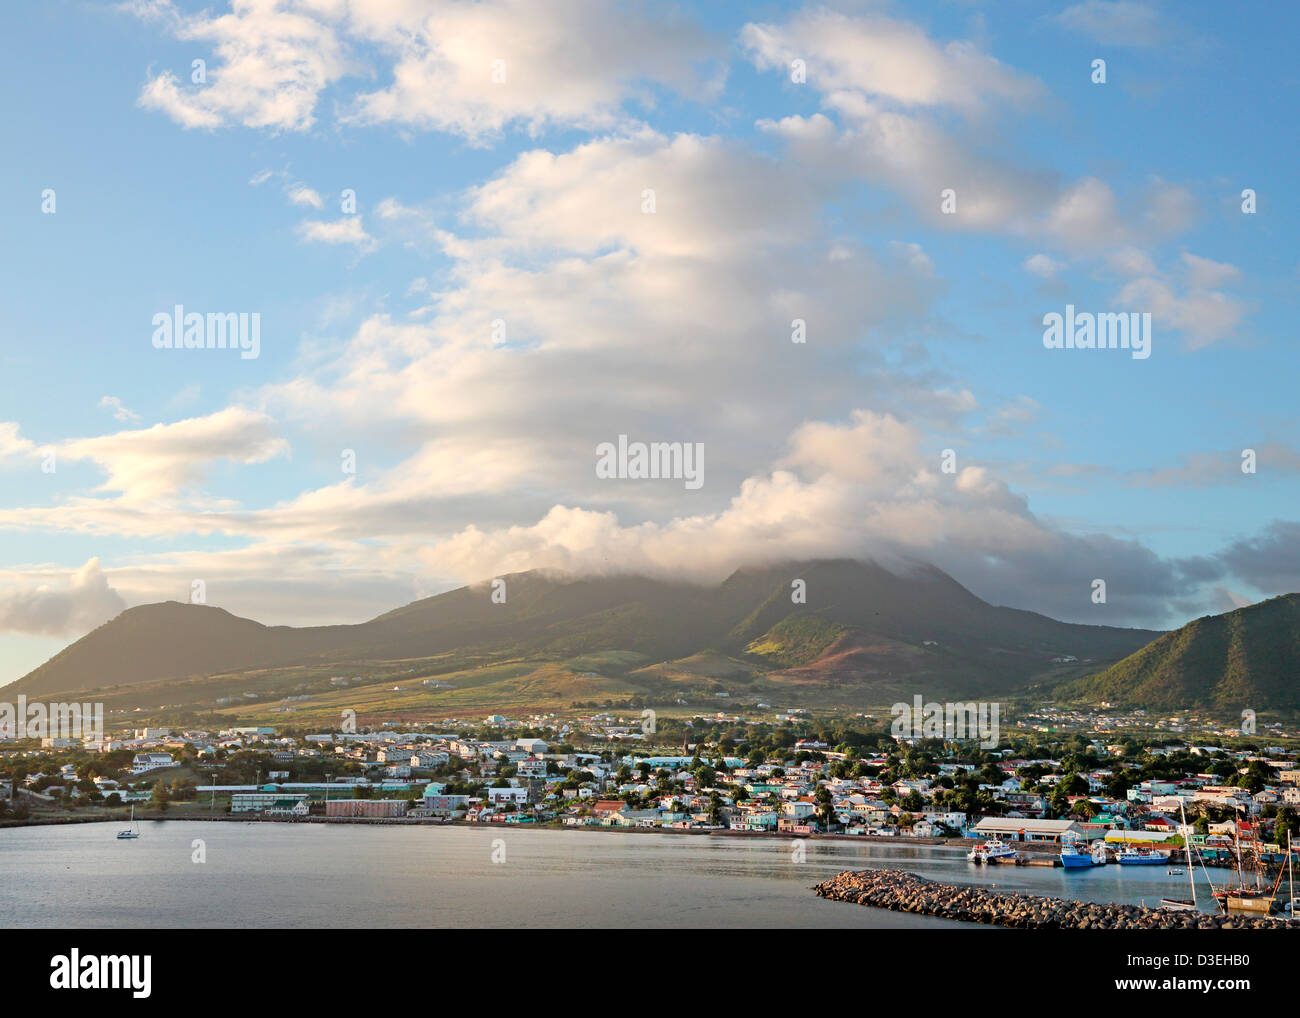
[{"left": 0, "top": 822, "right": 1221, "bottom": 928}]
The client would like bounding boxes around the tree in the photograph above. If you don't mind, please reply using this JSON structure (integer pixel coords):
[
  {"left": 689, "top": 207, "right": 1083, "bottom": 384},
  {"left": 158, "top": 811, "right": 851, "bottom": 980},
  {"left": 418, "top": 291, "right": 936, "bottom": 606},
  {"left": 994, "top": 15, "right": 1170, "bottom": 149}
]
[
  {"left": 815, "top": 785, "right": 836, "bottom": 831},
  {"left": 151, "top": 781, "right": 171, "bottom": 812}
]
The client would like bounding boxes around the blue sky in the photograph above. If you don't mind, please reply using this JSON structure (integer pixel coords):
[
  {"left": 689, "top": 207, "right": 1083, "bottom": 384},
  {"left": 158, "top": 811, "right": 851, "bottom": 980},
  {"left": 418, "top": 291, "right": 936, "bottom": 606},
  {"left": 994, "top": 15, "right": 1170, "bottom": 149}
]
[{"left": 0, "top": 0, "right": 1297, "bottom": 684}]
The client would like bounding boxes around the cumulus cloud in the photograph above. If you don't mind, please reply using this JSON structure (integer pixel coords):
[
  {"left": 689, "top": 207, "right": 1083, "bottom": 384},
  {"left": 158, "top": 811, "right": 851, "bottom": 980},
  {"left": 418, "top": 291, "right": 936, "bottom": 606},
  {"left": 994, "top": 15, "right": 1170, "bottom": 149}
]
[
  {"left": 134, "top": 0, "right": 353, "bottom": 131},
  {"left": 343, "top": 0, "right": 721, "bottom": 139},
  {"left": 741, "top": 8, "right": 1041, "bottom": 113},
  {"left": 0, "top": 422, "right": 36, "bottom": 462},
  {"left": 397, "top": 410, "right": 1190, "bottom": 626},
  {"left": 297, "top": 215, "right": 376, "bottom": 252},
  {"left": 0, "top": 559, "right": 126, "bottom": 637},
  {"left": 286, "top": 183, "right": 324, "bottom": 208},
  {"left": 56, "top": 408, "right": 289, "bottom": 504},
  {"left": 132, "top": 0, "right": 721, "bottom": 140},
  {"left": 1116, "top": 253, "right": 1246, "bottom": 349}
]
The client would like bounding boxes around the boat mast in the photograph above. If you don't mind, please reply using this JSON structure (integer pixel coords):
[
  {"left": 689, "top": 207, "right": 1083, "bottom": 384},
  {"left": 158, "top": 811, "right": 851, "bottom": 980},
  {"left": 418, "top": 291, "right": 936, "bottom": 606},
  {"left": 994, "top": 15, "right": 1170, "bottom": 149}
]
[
  {"left": 1289, "top": 829, "right": 1294, "bottom": 916},
  {"left": 1233, "top": 806, "right": 1245, "bottom": 890},
  {"left": 1180, "top": 800, "right": 1195, "bottom": 906}
]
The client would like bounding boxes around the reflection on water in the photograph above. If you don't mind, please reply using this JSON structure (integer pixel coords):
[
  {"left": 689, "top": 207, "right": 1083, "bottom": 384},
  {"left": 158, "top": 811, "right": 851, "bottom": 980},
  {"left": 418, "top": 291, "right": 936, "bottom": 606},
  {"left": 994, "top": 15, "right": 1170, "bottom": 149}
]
[{"left": 0, "top": 823, "right": 1221, "bottom": 928}]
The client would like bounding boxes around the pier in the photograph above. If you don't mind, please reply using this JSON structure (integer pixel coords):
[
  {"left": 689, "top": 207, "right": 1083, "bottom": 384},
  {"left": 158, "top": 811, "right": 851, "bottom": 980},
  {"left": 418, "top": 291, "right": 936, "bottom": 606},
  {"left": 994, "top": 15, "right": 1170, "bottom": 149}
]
[{"left": 814, "top": 868, "right": 1297, "bottom": 929}]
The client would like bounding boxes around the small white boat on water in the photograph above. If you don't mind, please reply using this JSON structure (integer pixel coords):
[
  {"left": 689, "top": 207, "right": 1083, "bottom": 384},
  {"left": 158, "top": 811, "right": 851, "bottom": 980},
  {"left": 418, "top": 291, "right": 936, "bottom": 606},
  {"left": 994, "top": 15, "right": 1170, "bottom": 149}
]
[
  {"left": 116, "top": 804, "right": 140, "bottom": 840},
  {"left": 967, "top": 839, "right": 1017, "bottom": 863}
]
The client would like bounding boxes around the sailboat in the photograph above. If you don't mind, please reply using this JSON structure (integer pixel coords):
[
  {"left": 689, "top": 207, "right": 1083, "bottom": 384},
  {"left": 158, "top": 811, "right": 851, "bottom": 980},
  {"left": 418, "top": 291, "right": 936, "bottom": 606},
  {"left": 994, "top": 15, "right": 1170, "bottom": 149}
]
[
  {"left": 116, "top": 803, "right": 140, "bottom": 840},
  {"left": 1159, "top": 801, "right": 1199, "bottom": 911},
  {"left": 1213, "top": 809, "right": 1277, "bottom": 915}
]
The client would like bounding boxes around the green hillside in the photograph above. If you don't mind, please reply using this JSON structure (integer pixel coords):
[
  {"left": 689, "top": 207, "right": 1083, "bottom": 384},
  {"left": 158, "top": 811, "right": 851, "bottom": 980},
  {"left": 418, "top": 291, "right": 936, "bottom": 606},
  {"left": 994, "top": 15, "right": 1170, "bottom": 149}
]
[{"left": 1058, "top": 593, "right": 1300, "bottom": 708}]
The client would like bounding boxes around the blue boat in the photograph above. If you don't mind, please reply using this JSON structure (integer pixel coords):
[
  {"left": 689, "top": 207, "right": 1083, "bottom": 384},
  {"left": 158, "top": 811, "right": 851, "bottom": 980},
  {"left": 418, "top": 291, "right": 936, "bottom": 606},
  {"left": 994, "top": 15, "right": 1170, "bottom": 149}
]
[
  {"left": 1117, "top": 847, "right": 1167, "bottom": 865},
  {"left": 1059, "top": 834, "right": 1094, "bottom": 869}
]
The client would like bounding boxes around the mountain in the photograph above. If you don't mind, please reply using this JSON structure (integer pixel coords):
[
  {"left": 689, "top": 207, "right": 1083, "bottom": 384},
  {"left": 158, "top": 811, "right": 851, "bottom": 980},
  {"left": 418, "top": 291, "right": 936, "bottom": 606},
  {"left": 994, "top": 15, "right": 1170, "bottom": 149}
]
[
  {"left": 10, "top": 601, "right": 363, "bottom": 698},
  {"left": 7, "top": 559, "right": 1162, "bottom": 709},
  {"left": 1057, "top": 593, "right": 1300, "bottom": 709}
]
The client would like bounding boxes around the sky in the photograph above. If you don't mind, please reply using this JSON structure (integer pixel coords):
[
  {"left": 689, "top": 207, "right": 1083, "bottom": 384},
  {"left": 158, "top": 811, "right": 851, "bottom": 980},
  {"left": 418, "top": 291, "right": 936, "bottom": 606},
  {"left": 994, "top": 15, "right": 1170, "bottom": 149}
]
[{"left": 0, "top": 0, "right": 1297, "bottom": 685}]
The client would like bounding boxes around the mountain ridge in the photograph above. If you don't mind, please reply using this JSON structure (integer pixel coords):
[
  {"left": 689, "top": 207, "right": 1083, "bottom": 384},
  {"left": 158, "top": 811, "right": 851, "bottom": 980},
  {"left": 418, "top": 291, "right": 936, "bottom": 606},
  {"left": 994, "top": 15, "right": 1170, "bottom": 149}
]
[{"left": 7, "top": 559, "right": 1164, "bottom": 708}]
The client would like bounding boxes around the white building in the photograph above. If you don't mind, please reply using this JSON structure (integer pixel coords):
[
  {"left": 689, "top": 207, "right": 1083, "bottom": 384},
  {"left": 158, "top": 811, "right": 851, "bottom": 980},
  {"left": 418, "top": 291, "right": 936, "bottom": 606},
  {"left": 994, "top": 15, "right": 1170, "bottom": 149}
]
[{"left": 131, "top": 753, "right": 175, "bottom": 775}]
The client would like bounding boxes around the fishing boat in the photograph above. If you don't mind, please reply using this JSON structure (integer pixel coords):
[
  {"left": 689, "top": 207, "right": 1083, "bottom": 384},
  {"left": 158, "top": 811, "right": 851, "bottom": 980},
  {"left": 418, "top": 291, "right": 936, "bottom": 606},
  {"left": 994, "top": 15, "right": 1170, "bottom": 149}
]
[
  {"left": 967, "top": 839, "right": 1017, "bottom": 863},
  {"left": 1059, "top": 833, "right": 1094, "bottom": 869},
  {"left": 1090, "top": 840, "right": 1111, "bottom": 865},
  {"left": 1117, "top": 846, "right": 1166, "bottom": 865},
  {"left": 1159, "top": 802, "right": 1199, "bottom": 911},
  {"left": 116, "top": 803, "right": 140, "bottom": 840}
]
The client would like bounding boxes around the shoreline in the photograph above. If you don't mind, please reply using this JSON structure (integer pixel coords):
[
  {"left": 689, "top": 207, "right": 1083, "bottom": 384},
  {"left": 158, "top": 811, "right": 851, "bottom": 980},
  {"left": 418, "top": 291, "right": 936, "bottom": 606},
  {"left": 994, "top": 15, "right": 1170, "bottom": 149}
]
[{"left": 0, "top": 812, "right": 959, "bottom": 846}]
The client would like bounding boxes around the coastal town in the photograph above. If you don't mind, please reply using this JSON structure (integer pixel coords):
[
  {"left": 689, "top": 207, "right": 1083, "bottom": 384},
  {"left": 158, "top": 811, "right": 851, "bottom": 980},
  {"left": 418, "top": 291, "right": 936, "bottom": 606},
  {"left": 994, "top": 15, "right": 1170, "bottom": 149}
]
[{"left": 4, "top": 705, "right": 1300, "bottom": 871}]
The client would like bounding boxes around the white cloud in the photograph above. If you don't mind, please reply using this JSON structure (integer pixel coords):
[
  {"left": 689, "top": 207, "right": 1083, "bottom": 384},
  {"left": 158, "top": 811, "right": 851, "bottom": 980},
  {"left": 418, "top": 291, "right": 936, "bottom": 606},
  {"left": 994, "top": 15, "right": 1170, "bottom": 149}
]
[
  {"left": 297, "top": 215, "right": 375, "bottom": 252},
  {"left": 0, "top": 423, "right": 36, "bottom": 462},
  {"left": 132, "top": 0, "right": 721, "bottom": 140},
  {"left": 98, "top": 396, "right": 142, "bottom": 423},
  {"left": 344, "top": 0, "right": 721, "bottom": 139},
  {"left": 1023, "top": 253, "right": 1064, "bottom": 278},
  {"left": 1117, "top": 274, "right": 1245, "bottom": 350},
  {"left": 57, "top": 408, "right": 289, "bottom": 504},
  {"left": 0, "top": 558, "right": 126, "bottom": 637},
  {"left": 741, "top": 8, "right": 1041, "bottom": 113},
  {"left": 135, "top": 0, "right": 353, "bottom": 132},
  {"left": 286, "top": 183, "right": 324, "bottom": 208},
  {"left": 1182, "top": 251, "right": 1240, "bottom": 288},
  {"left": 1057, "top": 1, "right": 1166, "bottom": 47}
]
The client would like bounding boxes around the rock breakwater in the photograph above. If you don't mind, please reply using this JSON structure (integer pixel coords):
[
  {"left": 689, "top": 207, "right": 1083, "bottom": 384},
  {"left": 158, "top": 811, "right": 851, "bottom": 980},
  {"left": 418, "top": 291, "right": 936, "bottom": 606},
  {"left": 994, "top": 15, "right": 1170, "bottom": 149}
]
[{"left": 814, "top": 868, "right": 1294, "bottom": 929}]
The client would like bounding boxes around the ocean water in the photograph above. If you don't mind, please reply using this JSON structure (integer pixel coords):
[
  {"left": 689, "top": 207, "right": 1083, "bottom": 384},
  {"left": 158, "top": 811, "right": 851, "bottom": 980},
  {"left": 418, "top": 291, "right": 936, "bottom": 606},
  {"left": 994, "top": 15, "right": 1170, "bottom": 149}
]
[{"left": 0, "top": 823, "right": 1223, "bottom": 928}]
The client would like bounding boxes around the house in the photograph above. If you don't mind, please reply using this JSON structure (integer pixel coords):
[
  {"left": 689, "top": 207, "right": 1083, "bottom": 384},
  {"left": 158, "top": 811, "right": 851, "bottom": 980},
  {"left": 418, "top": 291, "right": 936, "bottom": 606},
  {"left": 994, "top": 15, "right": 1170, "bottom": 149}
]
[
  {"left": 421, "top": 793, "right": 470, "bottom": 816},
  {"left": 516, "top": 758, "right": 549, "bottom": 779},
  {"left": 131, "top": 753, "right": 175, "bottom": 775},
  {"left": 486, "top": 787, "right": 530, "bottom": 806}
]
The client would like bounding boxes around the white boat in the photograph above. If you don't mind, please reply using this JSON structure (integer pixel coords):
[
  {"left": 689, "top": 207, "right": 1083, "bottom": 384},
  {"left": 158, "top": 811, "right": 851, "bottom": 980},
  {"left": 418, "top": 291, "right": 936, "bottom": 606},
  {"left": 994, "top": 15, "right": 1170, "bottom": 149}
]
[
  {"left": 116, "top": 804, "right": 140, "bottom": 840},
  {"left": 967, "top": 839, "right": 1017, "bottom": 862},
  {"left": 1091, "top": 840, "right": 1111, "bottom": 865},
  {"left": 1160, "top": 807, "right": 1199, "bottom": 911}
]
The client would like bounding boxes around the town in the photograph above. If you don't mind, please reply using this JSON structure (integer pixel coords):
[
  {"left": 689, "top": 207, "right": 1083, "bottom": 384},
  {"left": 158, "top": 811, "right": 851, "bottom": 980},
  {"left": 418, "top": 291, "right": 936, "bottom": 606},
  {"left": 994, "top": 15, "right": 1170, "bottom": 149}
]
[{"left": 3, "top": 705, "right": 1299, "bottom": 866}]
